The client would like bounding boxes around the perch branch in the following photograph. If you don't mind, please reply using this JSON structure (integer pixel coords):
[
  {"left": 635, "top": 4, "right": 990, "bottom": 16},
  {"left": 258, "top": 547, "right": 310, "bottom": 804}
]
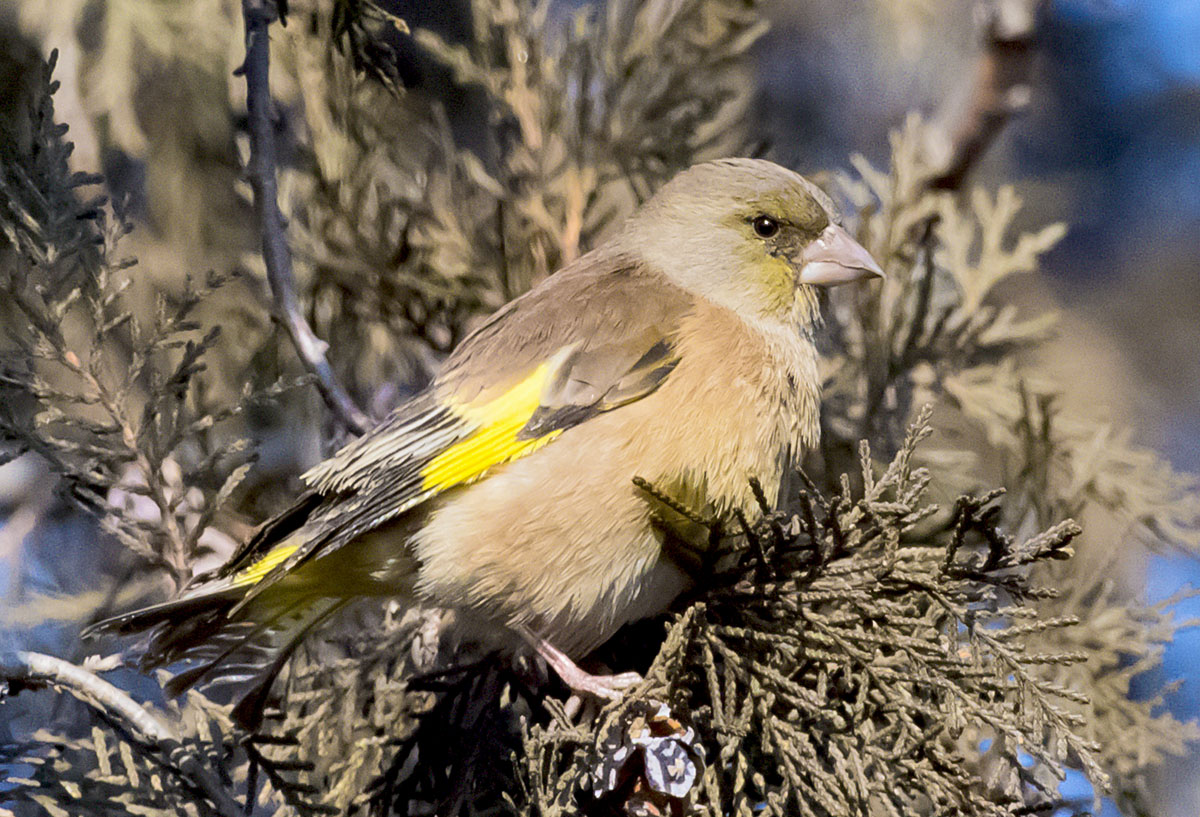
[
  {"left": 923, "top": 0, "right": 1044, "bottom": 190},
  {"left": 0, "top": 650, "right": 242, "bottom": 817},
  {"left": 237, "top": 0, "right": 371, "bottom": 435}
]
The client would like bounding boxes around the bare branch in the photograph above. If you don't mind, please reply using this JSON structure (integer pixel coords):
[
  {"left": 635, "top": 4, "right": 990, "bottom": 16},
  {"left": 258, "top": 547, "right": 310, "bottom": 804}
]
[
  {"left": 923, "top": 0, "right": 1044, "bottom": 190},
  {"left": 1, "top": 650, "right": 169, "bottom": 741},
  {"left": 237, "top": 0, "right": 372, "bottom": 435},
  {"left": 0, "top": 650, "right": 243, "bottom": 817}
]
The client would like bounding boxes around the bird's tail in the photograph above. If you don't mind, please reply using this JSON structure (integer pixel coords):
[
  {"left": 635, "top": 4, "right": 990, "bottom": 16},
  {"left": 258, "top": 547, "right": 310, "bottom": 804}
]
[
  {"left": 84, "top": 576, "right": 346, "bottom": 730},
  {"left": 84, "top": 492, "right": 423, "bottom": 728}
]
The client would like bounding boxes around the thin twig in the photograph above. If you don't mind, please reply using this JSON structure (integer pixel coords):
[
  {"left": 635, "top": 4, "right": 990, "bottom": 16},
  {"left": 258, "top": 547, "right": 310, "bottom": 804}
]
[
  {"left": 923, "top": 0, "right": 1044, "bottom": 190},
  {"left": 0, "top": 650, "right": 243, "bottom": 817},
  {"left": 237, "top": 0, "right": 371, "bottom": 435}
]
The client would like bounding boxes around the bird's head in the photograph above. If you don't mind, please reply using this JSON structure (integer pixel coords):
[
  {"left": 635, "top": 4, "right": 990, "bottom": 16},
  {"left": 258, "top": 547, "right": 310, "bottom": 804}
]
[{"left": 619, "top": 158, "right": 883, "bottom": 329}]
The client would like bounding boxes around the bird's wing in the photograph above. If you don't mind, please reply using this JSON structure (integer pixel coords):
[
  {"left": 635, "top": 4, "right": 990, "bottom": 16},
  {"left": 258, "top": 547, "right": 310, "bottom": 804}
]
[{"left": 228, "top": 253, "right": 694, "bottom": 600}]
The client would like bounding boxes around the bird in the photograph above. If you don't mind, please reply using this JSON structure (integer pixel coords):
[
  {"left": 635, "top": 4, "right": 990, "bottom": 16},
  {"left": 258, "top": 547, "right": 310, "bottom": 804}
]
[{"left": 85, "top": 158, "right": 883, "bottom": 727}]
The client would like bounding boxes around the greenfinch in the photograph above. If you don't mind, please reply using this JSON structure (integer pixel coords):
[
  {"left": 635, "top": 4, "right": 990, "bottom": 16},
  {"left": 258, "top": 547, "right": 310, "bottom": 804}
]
[{"left": 89, "top": 158, "right": 883, "bottom": 723}]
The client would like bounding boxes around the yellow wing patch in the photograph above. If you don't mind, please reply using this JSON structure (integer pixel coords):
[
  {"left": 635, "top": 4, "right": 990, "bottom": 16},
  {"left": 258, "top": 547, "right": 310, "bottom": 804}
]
[
  {"left": 233, "top": 541, "right": 300, "bottom": 587},
  {"left": 421, "top": 361, "right": 561, "bottom": 491}
]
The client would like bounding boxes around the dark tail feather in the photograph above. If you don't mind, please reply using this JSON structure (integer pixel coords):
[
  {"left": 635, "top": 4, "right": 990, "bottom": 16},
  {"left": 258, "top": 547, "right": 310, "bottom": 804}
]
[
  {"left": 161, "top": 595, "right": 314, "bottom": 697},
  {"left": 82, "top": 588, "right": 242, "bottom": 638},
  {"left": 231, "top": 597, "right": 349, "bottom": 730},
  {"left": 85, "top": 584, "right": 347, "bottom": 730}
]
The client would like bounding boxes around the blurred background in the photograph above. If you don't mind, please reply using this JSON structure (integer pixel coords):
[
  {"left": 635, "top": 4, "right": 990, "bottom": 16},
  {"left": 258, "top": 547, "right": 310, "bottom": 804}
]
[
  {"left": 759, "top": 0, "right": 1200, "bottom": 467},
  {"left": 0, "top": 0, "right": 1197, "bottom": 813}
]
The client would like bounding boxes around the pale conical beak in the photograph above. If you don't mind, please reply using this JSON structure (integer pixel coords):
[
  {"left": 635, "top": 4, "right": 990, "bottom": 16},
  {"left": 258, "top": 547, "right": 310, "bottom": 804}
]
[{"left": 798, "top": 224, "right": 885, "bottom": 286}]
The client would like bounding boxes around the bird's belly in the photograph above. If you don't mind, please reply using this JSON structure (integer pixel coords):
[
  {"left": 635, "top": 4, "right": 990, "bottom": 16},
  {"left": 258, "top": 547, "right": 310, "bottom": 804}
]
[{"left": 408, "top": 414, "right": 710, "bottom": 655}]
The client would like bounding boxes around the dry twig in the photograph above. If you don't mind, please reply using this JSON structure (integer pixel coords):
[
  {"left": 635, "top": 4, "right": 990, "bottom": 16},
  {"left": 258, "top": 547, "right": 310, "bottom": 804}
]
[
  {"left": 238, "top": 0, "right": 372, "bottom": 435},
  {"left": 923, "top": 0, "right": 1044, "bottom": 190}
]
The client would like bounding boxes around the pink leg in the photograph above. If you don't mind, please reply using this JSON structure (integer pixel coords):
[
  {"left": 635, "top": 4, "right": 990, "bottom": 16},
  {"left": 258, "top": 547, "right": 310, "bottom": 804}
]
[{"left": 514, "top": 625, "right": 642, "bottom": 700}]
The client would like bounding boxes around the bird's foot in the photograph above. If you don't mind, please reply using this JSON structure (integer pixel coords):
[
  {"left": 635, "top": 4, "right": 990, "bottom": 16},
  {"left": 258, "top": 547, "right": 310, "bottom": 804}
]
[{"left": 517, "top": 624, "right": 642, "bottom": 700}]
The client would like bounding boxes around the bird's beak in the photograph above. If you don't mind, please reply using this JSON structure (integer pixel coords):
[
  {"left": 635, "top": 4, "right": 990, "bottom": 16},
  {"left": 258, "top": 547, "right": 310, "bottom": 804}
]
[{"left": 798, "top": 224, "right": 885, "bottom": 286}]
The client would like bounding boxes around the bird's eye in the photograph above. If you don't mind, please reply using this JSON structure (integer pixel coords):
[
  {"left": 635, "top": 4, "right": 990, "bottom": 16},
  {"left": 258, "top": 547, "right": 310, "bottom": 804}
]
[{"left": 752, "top": 215, "right": 779, "bottom": 238}]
